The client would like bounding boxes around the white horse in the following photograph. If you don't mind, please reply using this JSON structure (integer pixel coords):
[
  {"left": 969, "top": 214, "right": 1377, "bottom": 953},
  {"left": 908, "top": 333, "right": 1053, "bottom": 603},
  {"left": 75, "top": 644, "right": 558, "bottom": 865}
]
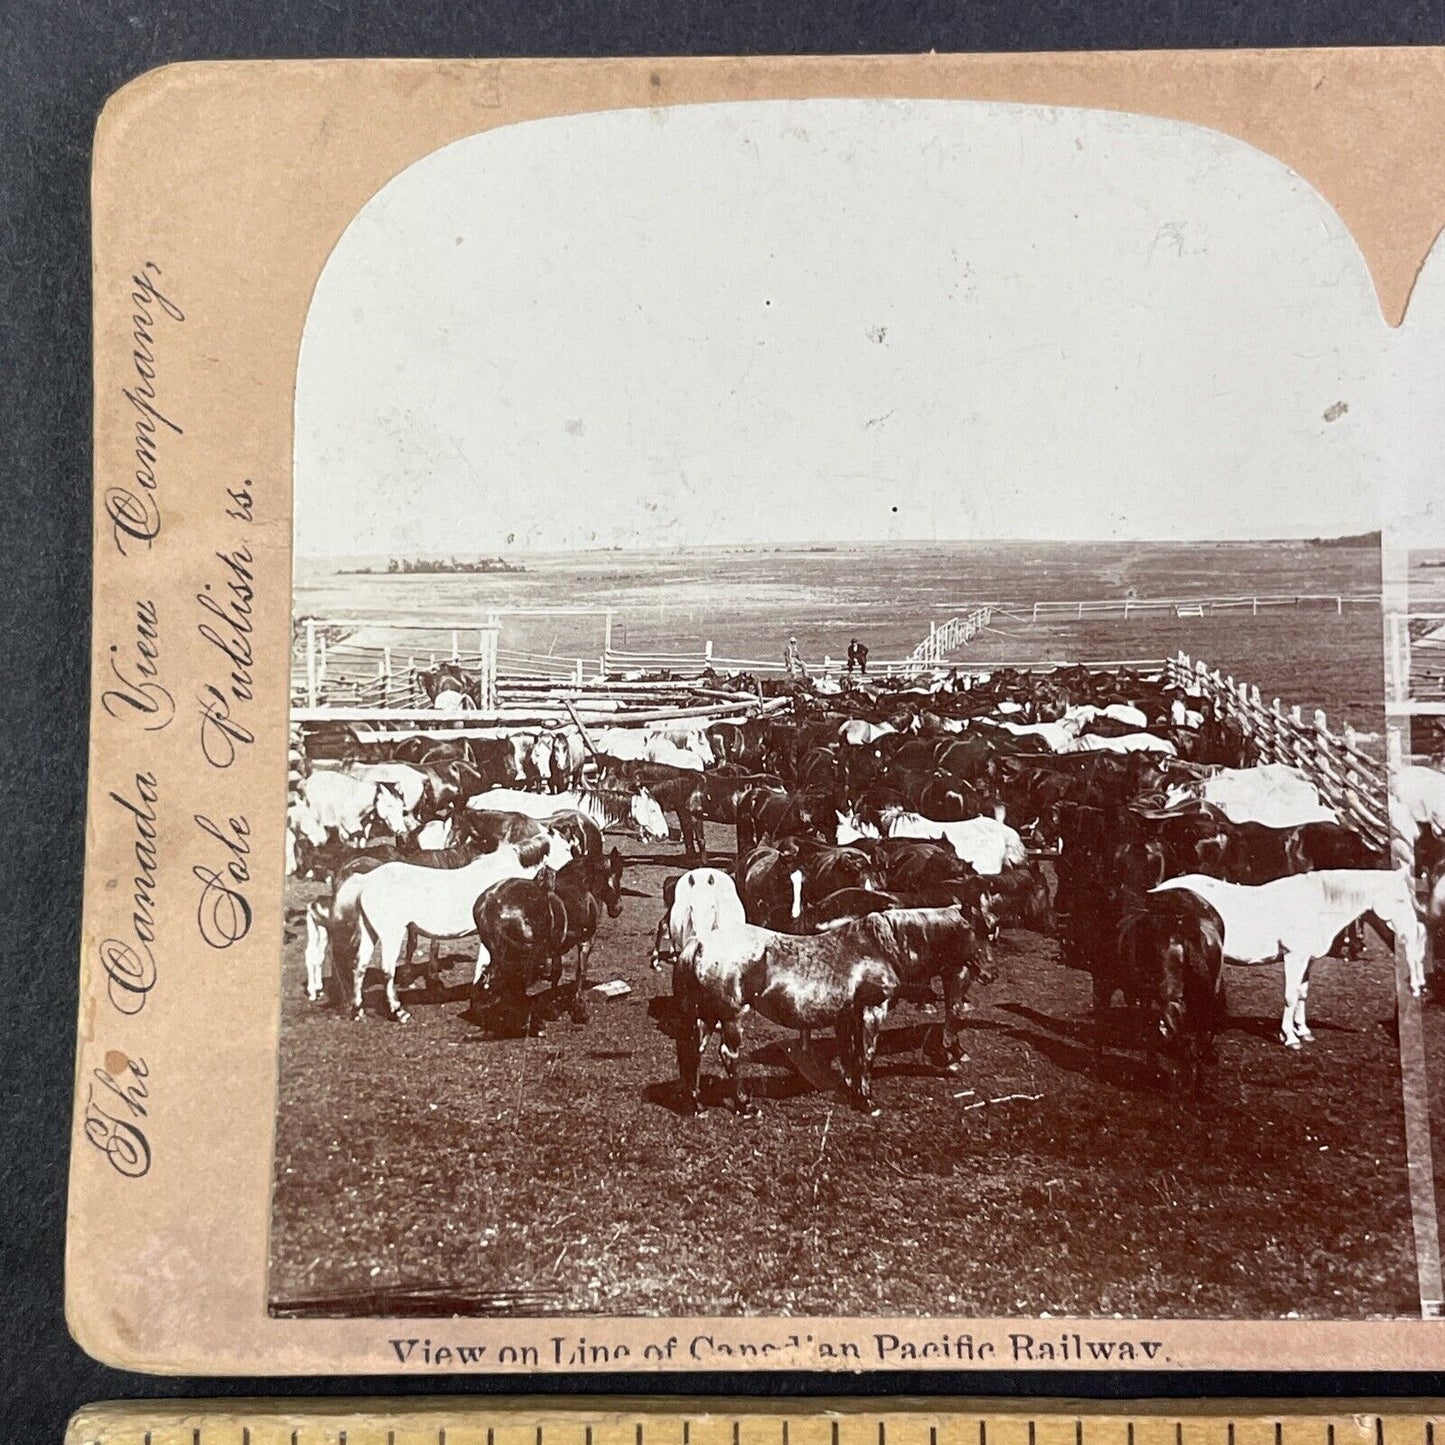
[
  {"left": 409, "top": 816, "right": 456, "bottom": 851},
  {"left": 286, "top": 774, "right": 412, "bottom": 874},
  {"left": 1392, "top": 764, "right": 1445, "bottom": 835},
  {"left": 468, "top": 786, "right": 669, "bottom": 842},
  {"left": 978, "top": 716, "right": 1081, "bottom": 751},
  {"left": 1070, "top": 702, "right": 1150, "bottom": 730},
  {"left": 651, "top": 866, "right": 747, "bottom": 970},
  {"left": 432, "top": 688, "right": 474, "bottom": 713},
  {"left": 1060, "top": 731, "right": 1175, "bottom": 757},
  {"left": 593, "top": 727, "right": 706, "bottom": 771},
  {"left": 839, "top": 719, "right": 895, "bottom": 747},
  {"left": 837, "top": 806, "right": 1027, "bottom": 876},
  {"left": 1164, "top": 763, "right": 1338, "bottom": 828},
  {"left": 343, "top": 761, "right": 438, "bottom": 813},
  {"left": 329, "top": 843, "right": 547, "bottom": 1021},
  {"left": 1152, "top": 869, "right": 1425, "bottom": 1048}
]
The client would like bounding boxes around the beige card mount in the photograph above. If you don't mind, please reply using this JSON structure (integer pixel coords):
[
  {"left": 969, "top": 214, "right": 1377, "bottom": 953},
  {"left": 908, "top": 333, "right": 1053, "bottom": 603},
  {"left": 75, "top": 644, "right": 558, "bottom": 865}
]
[{"left": 72, "top": 51, "right": 1445, "bottom": 1374}]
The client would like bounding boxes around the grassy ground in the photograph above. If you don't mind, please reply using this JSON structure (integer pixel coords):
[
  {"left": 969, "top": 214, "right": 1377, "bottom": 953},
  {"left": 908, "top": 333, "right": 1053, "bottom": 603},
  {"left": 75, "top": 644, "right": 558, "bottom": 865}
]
[{"left": 270, "top": 828, "right": 1418, "bottom": 1321}]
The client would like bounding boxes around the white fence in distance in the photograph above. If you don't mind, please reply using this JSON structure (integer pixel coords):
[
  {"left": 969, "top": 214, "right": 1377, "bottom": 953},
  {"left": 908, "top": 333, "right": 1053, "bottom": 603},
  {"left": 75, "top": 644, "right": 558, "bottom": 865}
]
[
  {"left": 1019, "top": 591, "right": 1380, "bottom": 623},
  {"left": 905, "top": 607, "right": 994, "bottom": 668}
]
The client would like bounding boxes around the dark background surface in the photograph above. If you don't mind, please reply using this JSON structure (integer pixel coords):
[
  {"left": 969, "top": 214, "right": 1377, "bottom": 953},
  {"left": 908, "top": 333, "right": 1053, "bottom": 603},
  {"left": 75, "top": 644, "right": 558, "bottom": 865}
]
[{"left": 6, "top": 2, "right": 1445, "bottom": 1439}]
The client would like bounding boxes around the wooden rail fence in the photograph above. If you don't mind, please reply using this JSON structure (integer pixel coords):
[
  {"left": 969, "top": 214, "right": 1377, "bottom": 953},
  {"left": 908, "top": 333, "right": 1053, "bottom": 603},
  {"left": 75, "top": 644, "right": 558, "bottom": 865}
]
[
  {"left": 1169, "top": 652, "right": 1388, "bottom": 849},
  {"left": 1019, "top": 591, "right": 1379, "bottom": 622},
  {"left": 905, "top": 607, "right": 994, "bottom": 668}
]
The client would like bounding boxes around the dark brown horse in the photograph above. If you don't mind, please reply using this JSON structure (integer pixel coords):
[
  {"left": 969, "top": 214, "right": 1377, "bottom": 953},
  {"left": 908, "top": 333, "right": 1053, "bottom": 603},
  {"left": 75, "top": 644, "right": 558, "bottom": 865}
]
[
  {"left": 468, "top": 850, "right": 625, "bottom": 1033},
  {"left": 1115, "top": 888, "right": 1226, "bottom": 1103},
  {"left": 626, "top": 768, "right": 785, "bottom": 861},
  {"left": 737, "top": 838, "right": 885, "bottom": 932},
  {"left": 734, "top": 786, "right": 835, "bottom": 857}
]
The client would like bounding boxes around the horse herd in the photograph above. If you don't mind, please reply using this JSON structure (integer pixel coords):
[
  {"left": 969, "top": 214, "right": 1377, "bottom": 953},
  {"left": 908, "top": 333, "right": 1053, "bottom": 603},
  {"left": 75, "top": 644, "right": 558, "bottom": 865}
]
[{"left": 288, "top": 661, "right": 1439, "bottom": 1114}]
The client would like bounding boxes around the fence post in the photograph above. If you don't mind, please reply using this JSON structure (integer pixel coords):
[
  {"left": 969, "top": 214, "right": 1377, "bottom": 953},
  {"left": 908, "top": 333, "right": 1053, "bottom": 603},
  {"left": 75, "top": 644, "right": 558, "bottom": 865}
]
[
  {"left": 304, "top": 619, "right": 318, "bottom": 708},
  {"left": 1312, "top": 708, "right": 1338, "bottom": 814}
]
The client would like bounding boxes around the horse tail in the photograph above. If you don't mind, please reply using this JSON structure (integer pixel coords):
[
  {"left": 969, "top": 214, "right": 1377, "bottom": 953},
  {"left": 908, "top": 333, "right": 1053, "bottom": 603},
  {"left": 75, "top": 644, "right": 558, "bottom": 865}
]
[
  {"left": 548, "top": 892, "right": 569, "bottom": 949},
  {"left": 329, "top": 878, "right": 372, "bottom": 983}
]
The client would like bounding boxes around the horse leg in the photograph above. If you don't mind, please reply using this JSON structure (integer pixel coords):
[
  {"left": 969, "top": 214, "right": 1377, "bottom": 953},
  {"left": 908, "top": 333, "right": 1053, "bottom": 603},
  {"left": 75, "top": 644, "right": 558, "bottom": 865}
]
[
  {"left": 676, "top": 1013, "right": 708, "bottom": 1114},
  {"left": 692, "top": 815, "right": 706, "bottom": 862},
  {"left": 468, "top": 937, "right": 494, "bottom": 1016},
  {"left": 1280, "top": 951, "right": 1308, "bottom": 1048},
  {"left": 1088, "top": 967, "right": 1115, "bottom": 1069},
  {"left": 380, "top": 929, "right": 413, "bottom": 1023},
  {"left": 650, "top": 913, "right": 672, "bottom": 971},
  {"left": 720, "top": 1018, "right": 757, "bottom": 1116},
  {"left": 835, "top": 1011, "right": 860, "bottom": 1101},
  {"left": 937, "top": 969, "right": 973, "bottom": 1073},
  {"left": 350, "top": 915, "right": 376, "bottom": 1021},
  {"left": 854, "top": 1000, "right": 888, "bottom": 1116},
  {"left": 303, "top": 905, "right": 328, "bottom": 1003},
  {"left": 568, "top": 942, "right": 591, "bottom": 1024},
  {"left": 1295, "top": 958, "right": 1314, "bottom": 1044}
]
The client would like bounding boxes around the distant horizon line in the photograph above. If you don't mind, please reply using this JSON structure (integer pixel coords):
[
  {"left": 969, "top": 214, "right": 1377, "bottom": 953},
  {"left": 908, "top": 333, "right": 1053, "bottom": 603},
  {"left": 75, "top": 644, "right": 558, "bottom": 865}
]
[{"left": 295, "top": 533, "right": 1382, "bottom": 561}]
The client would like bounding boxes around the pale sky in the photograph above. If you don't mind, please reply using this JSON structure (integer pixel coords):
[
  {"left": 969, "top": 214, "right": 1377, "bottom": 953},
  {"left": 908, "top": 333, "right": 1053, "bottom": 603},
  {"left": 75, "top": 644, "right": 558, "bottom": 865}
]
[{"left": 294, "top": 98, "right": 1437, "bottom": 557}]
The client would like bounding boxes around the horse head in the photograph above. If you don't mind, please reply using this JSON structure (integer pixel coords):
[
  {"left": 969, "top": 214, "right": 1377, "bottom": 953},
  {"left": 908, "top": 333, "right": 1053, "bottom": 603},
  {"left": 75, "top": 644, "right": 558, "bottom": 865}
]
[
  {"left": 603, "top": 847, "right": 625, "bottom": 918},
  {"left": 371, "top": 780, "right": 416, "bottom": 839},
  {"left": 630, "top": 788, "right": 670, "bottom": 842}
]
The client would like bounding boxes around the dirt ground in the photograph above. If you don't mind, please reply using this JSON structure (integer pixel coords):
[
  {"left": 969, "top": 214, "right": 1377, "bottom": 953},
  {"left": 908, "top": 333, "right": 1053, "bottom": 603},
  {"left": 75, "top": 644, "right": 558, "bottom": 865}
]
[{"left": 269, "top": 827, "right": 1419, "bottom": 1321}]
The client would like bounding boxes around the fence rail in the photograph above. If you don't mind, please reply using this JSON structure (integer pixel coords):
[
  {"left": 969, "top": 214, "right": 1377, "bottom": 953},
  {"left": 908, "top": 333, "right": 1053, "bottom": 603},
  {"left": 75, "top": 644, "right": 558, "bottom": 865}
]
[
  {"left": 1168, "top": 652, "right": 1388, "bottom": 849},
  {"left": 1016, "top": 591, "right": 1379, "bottom": 622},
  {"left": 906, "top": 607, "right": 994, "bottom": 668}
]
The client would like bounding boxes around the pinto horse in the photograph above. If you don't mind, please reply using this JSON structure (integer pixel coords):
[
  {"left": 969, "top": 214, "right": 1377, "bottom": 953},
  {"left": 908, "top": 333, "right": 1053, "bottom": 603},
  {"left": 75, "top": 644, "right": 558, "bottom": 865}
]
[
  {"left": 673, "top": 918, "right": 901, "bottom": 1115},
  {"left": 674, "top": 903, "right": 992, "bottom": 1113}
]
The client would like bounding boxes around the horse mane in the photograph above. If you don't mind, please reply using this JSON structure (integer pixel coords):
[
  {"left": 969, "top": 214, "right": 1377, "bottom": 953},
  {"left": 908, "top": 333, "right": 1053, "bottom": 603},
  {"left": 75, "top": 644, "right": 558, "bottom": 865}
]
[
  {"left": 1317, "top": 868, "right": 1407, "bottom": 919},
  {"left": 514, "top": 834, "right": 551, "bottom": 869},
  {"left": 871, "top": 904, "right": 973, "bottom": 951},
  {"left": 554, "top": 787, "right": 633, "bottom": 828}
]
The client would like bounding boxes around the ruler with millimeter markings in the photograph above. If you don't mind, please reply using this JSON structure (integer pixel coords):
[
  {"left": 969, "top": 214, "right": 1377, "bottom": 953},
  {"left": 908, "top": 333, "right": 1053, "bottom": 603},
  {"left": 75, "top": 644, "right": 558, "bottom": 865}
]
[{"left": 61, "top": 1400, "right": 1445, "bottom": 1445}]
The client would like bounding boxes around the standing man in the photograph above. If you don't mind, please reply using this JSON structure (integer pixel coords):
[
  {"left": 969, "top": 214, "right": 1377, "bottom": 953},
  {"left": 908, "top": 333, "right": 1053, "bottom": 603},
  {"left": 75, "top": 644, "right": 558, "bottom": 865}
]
[
  {"left": 783, "top": 634, "right": 806, "bottom": 681},
  {"left": 846, "top": 638, "right": 860, "bottom": 674},
  {"left": 856, "top": 640, "right": 870, "bottom": 675}
]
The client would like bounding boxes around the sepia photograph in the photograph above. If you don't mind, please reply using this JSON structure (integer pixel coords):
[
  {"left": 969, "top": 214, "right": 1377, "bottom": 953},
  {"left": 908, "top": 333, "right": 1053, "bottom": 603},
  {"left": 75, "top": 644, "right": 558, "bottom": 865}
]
[{"left": 269, "top": 97, "right": 1429, "bottom": 1325}]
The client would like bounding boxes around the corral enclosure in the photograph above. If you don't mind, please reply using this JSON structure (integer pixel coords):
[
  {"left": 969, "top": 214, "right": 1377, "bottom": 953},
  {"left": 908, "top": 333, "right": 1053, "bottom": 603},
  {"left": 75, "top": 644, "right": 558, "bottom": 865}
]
[{"left": 271, "top": 537, "right": 1422, "bottom": 1322}]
